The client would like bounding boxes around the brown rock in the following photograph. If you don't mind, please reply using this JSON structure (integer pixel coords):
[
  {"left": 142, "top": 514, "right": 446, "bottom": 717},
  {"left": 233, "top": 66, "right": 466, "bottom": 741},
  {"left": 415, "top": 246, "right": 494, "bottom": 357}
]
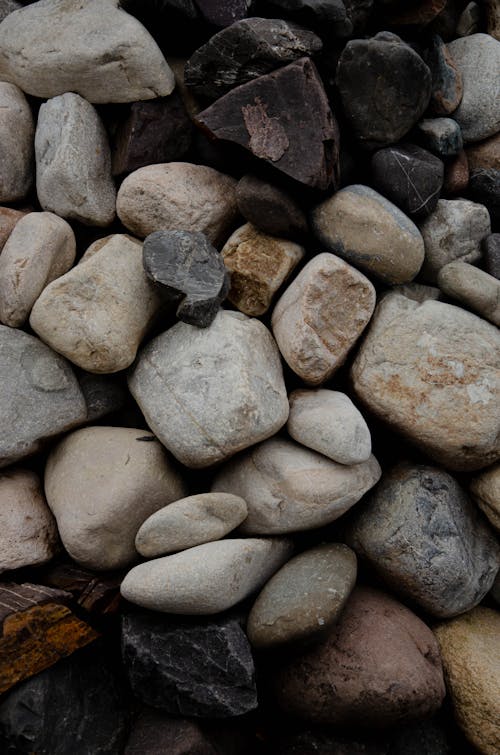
[
  {"left": 235, "top": 174, "right": 308, "bottom": 239},
  {"left": 443, "top": 150, "right": 469, "bottom": 195},
  {"left": 39, "top": 562, "right": 122, "bottom": 616},
  {"left": 466, "top": 133, "right": 500, "bottom": 172},
  {"left": 470, "top": 463, "right": 500, "bottom": 532},
  {"left": 485, "top": 0, "right": 500, "bottom": 40},
  {"left": 0, "top": 206, "right": 26, "bottom": 252}
]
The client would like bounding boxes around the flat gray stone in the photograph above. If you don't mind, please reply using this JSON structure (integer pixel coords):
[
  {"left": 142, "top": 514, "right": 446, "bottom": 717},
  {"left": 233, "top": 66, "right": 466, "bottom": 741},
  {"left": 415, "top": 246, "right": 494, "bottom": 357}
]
[
  {"left": 0, "top": 82, "right": 33, "bottom": 202},
  {"left": 437, "top": 261, "right": 500, "bottom": 327}
]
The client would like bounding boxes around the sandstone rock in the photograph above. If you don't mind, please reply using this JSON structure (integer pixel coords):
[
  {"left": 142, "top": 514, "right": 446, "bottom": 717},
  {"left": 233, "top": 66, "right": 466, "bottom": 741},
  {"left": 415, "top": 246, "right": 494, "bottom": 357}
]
[
  {"left": 0, "top": 82, "right": 34, "bottom": 202},
  {"left": 351, "top": 291, "right": 500, "bottom": 471},
  {"left": 466, "top": 132, "right": 500, "bottom": 171},
  {"left": 0, "top": 0, "right": 175, "bottom": 103},
  {"left": 128, "top": 310, "right": 289, "bottom": 468},
  {"left": 30, "top": 234, "right": 162, "bottom": 373},
  {"left": 221, "top": 223, "right": 304, "bottom": 316},
  {"left": 0, "top": 212, "right": 75, "bottom": 327},
  {"left": 417, "top": 117, "right": 463, "bottom": 158},
  {"left": 44, "top": 426, "right": 186, "bottom": 571},
  {"left": 426, "top": 34, "right": 463, "bottom": 116},
  {"left": 235, "top": 174, "right": 307, "bottom": 238},
  {"left": 212, "top": 437, "right": 381, "bottom": 534},
  {"left": 470, "top": 463, "right": 500, "bottom": 532},
  {"left": 271, "top": 253, "right": 376, "bottom": 385},
  {"left": 437, "top": 262, "right": 500, "bottom": 327},
  {"left": 0, "top": 206, "right": 26, "bottom": 252}
]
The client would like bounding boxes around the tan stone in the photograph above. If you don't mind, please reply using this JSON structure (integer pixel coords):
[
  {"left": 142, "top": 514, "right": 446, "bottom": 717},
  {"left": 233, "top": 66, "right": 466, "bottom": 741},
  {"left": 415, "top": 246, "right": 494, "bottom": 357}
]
[
  {"left": 221, "top": 223, "right": 304, "bottom": 316},
  {"left": 0, "top": 206, "right": 27, "bottom": 252},
  {"left": 466, "top": 133, "right": 500, "bottom": 171},
  {"left": 470, "top": 463, "right": 500, "bottom": 531},
  {"left": 0, "top": 82, "right": 34, "bottom": 202},
  {"left": 435, "top": 608, "right": 500, "bottom": 755},
  {"left": 271, "top": 252, "right": 376, "bottom": 385},
  {"left": 437, "top": 261, "right": 500, "bottom": 327}
]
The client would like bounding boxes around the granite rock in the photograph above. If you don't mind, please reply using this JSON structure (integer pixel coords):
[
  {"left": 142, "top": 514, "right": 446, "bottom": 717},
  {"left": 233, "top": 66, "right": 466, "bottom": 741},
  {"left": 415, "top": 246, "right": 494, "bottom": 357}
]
[
  {"left": 0, "top": 82, "right": 34, "bottom": 202},
  {"left": 437, "top": 261, "right": 500, "bottom": 327},
  {"left": 470, "top": 463, "right": 500, "bottom": 532},
  {"left": 426, "top": 34, "right": 463, "bottom": 116},
  {"left": 417, "top": 117, "right": 463, "bottom": 158},
  {"left": 235, "top": 174, "right": 307, "bottom": 238}
]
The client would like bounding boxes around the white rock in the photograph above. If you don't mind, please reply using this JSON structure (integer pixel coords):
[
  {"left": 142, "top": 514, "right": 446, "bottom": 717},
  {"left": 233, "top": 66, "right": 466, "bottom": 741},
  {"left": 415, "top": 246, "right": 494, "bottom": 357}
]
[
  {"left": 0, "top": 82, "right": 34, "bottom": 202},
  {"left": 437, "top": 262, "right": 500, "bottom": 327}
]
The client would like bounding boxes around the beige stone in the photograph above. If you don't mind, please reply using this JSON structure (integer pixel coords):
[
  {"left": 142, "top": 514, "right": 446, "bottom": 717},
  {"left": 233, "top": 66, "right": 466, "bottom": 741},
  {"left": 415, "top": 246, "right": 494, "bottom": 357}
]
[
  {"left": 271, "top": 252, "right": 375, "bottom": 385},
  {"left": 0, "top": 82, "right": 34, "bottom": 202},
  {"left": 0, "top": 206, "right": 27, "bottom": 252},
  {"left": 470, "top": 463, "right": 500, "bottom": 532},
  {"left": 437, "top": 262, "right": 500, "bottom": 327},
  {"left": 466, "top": 133, "right": 500, "bottom": 171}
]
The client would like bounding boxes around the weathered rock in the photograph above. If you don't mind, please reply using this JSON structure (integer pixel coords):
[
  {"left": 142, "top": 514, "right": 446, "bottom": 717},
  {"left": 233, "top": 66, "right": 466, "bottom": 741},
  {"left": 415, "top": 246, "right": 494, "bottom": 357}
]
[
  {"left": 447, "top": 34, "right": 500, "bottom": 143},
  {"left": 351, "top": 291, "right": 500, "bottom": 471},
  {"left": 468, "top": 168, "right": 500, "bottom": 226},
  {"left": 128, "top": 310, "right": 289, "bottom": 468},
  {"left": 259, "top": 0, "right": 352, "bottom": 36},
  {"left": 35, "top": 93, "right": 116, "bottom": 227},
  {"left": 271, "top": 253, "right": 376, "bottom": 385},
  {"left": 125, "top": 710, "right": 217, "bottom": 755},
  {"left": 135, "top": 493, "right": 248, "bottom": 557},
  {"left": 0, "top": 82, "right": 34, "bottom": 202},
  {"left": 45, "top": 426, "right": 186, "bottom": 571},
  {"left": 212, "top": 437, "right": 381, "bottom": 534},
  {"left": 0, "top": 212, "right": 75, "bottom": 327},
  {"left": 235, "top": 174, "right": 308, "bottom": 238},
  {"left": 247, "top": 543, "right": 357, "bottom": 648},
  {"left": 116, "top": 162, "right": 237, "bottom": 244},
  {"left": 466, "top": 132, "right": 500, "bottom": 171},
  {"left": 196, "top": 58, "right": 339, "bottom": 191},
  {"left": 435, "top": 608, "right": 500, "bottom": 755},
  {"left": 483, "top": 234, "right": 500, "bottom": 279},
  {"left": 443, "top": 149, "right": 469, "bottom": 195},
  {"left": 0, "top": 206, "right": 26, "bottom": 252},
  {"left": 426, "top": 34, "right": 463, "bottom": 116},
  {"left": 312, "top": 186, "right": 425, "bottom": 285},
  {"left": 470, "top": 463, "right": 500, "bottom": 532},
  {"left": 0, "top": 326, "right": 86, "bottom": 468},
  {"left": 272, "top": 586, "right": 446, "bottom": 727},
  {"left": 122, "top": 611, "right": 257, "bottom": 717},
  {"left": 221, "top": 222, "right": 304, "bottom": 316},
  {"left": 437, "top": 262, "right": 500, "bottom": 327},
  {"left": 30, "top": 234, "right": 162, "bottom": 373},
  {"left": 143, "top": 230, "right": 229, "bottom": 327},
  {"left": 417, "top": 117, "right": 463, "bottom": 158},
  {"left": 0, "top": 0, "right": 175, "bottom": 103}
]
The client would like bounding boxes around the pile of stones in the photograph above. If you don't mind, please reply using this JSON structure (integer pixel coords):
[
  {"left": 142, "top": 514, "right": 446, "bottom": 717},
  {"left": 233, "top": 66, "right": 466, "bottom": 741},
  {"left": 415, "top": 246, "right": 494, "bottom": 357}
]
[{"left": 0, "top": 0, "right": 499, "bottom": 753}]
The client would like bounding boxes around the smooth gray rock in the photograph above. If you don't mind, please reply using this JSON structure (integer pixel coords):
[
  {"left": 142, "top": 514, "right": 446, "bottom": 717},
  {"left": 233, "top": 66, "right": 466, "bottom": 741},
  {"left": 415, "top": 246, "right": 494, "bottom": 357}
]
[
  {"left": 0, "top": 82, "right": 34, "bottom": 202},
  {"left": 437, "top": 262, "right": 500, "bottom": 327}
]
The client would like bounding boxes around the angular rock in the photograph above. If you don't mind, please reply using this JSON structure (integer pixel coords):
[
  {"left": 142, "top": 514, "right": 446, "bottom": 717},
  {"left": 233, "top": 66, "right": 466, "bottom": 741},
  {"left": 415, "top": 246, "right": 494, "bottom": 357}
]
[
  {"left": 417, "top": 117, "right": 463, "bottom": 158},
  {"left": 0, "top": 82, "right": 34, "bottom": 202},
  {"left": 271, "top": 253, "right": 376, "bottom": 385},
  {"left": 351, "top": 291, "right": 500, "bottom": 471},
  {"left": 437, "top": 262, "right": 500, "bottom": 327},
  {"left": 39, "top": 561, "right": 122, "bottom": 617},
  {"left": 470, "top": 463, "right": 500, "bottom": 532},
  {"left": 45, "top": 426, "right": 185, "bottom": 571},
  {"left": 212, "top": 437, "right": 381, "bottom": 534},
  {"left": 116, "top": 162, "right": 237, "bottom": 244},
  {"left": 468, "top": 168, "right": 500, "bottom": 226},
  {"left": 426, "top": 34, "right": 463, "bottom": 116},
  {"left": 466, "top": 132, "right": 500, "bottom": 171},
  {"left": 0, "top": 326, "right": 86, "bottom": 468},
  {"left": 287, "top": 389, "right": 371, "bottom": 465},
  {"left": 125, "top": 710, "right": 217, "bottom": 755},
  {"left": 30, "top": 234, "right": 162, "bottom": 373},
  {"left": 135, "top": 493, "right": 248, "bottom": 557},
  {"left": 259, "top": 0, "right": 352, "bottom": 36},
  {"left": 247, "top": 543, "right": 357, "bottom": 648},
  {"left": 122, "top": 611, "right": 257, "bottom": 717},
  {"left": 0, "top": 0, "right": 175, "bottom": 103},
  {"left": 235, "top": 174, "right": 308, "bottom": 238},
  {"left": 312, "top": 186, "right": 425, "bottom": 285},
  {"left": 483, "top": 234, "right": 500, "bottom": 279},
  {"left": 0, "top": 212, "right": 75, "bottom": 327},
  {"left": 196, "top": 58, "right": 339, "bottom": 191},
  {"left": 272, "top": 586, "right": 445, "bottom": 727},
  {"left": 143, "top": 230, "right": 229, "bottom": 328},
  {"left": 128, "top": 310, "right": 289, "bottom": 468},
  {"left": 0, "top": 206, "right": 26, "bottom": 252},
  {"left": 221, "top": 222, "right": 304, "bottom": 316},
  {"left": 443, "top": 149, "right": 469, "bottom": 195},
  {"left": 35, "top": 93, "right": 116, "bottom": 227},
  {"left": 447, "top": 34, "right": 500, "bottom": 143}
]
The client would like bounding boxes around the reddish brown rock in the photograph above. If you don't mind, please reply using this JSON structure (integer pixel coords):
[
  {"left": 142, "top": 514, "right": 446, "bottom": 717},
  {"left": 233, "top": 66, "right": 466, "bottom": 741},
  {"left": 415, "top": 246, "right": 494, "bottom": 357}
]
[
  {"left": 466, "top": 133, "right": 500, "bottom": 172},
  {"left": 443, "top": 150, "right": 469, "bottom": 195},
  {"left": 0, "top": 206, "right": 27, "bottom": 252}
]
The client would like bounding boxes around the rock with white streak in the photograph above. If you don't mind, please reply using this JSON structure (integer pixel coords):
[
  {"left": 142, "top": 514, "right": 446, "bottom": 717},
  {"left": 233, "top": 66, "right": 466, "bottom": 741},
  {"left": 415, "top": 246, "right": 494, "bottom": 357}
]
[
  {"left": 0, "top": 82, "right": 34, "bottom": 202},
  {"left": 437, "top": 262, "right": 500, "bottom": 327}
]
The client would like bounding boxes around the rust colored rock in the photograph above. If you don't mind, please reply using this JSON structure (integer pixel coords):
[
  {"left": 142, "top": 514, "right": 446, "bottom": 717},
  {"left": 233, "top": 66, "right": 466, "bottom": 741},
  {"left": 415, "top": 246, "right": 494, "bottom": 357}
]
[
  {"left": 443, "top": 150, "right": 469, "bottom": 195},
  {"left": 0, "top": 206, "right": 27, "bottom": 252},
  {"left": 466, "top": 133, "right": 500, "bottom": 172},
  {"left": 426, "top": 34, "right": 463, "bottom": 116}
]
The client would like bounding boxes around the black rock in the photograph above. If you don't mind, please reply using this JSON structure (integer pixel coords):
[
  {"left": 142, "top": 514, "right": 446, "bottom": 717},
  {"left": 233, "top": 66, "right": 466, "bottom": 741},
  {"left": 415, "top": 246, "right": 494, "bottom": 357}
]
[
  {"left": 236, "top": 174, "right": 308, "bottom": 237},
  {"left": 143, "top": 230, "right": 229, "bottom": 328},
  {"left": 195, "top": 0, "right": 251, "bottom": 26},
  {"left": 121, "top": 611, "right": 257, "bottom": 718},
  {"left": 469, "top": 169, "right": 500, "bottom": 227},
  {"left": 336, "top": 32, "right": 432, "bottom": 149},
  {"left": 425, "top": 35, "right": 463, "bottom": 117},
  {"left": 119, "top": 0, "right": 204, "bottom": 55},
  {"left": 371, "top": 143, "right": 444, "bottom": 219},
  {"left": 482, "top": 233, "right": 500, "bottom": 279},
  {"left": 185, "top": 17, "right": 322, "bottom": 100},
  {"left": 417, "top": 117, "right": 463, "bottom": 158},
  {"left": 388, "top": 716, "right": 454, "bottom": 755},
  {"left": 343, "top": 0, "right": 374, "bottom": 33},
  {"left": 125, "top": 708, "right": 217, "bottom": 755},
  {"left": 196, "top": 57, "right": 340, "bottom": 190},
  {"left": 78, "top": 372, "right": 128, "bottom": 423},
  {"left": 256, "top": 0, "right": 352, "bottom": 37}
]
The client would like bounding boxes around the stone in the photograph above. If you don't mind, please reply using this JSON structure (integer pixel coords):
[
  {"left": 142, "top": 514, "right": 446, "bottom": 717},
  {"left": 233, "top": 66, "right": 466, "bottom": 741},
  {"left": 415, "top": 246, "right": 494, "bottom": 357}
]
[
  {"left": 447, "top": 34, "right": 500, "bottom": 143},
  {"left": 350, "top": 291, "right": 500, "bottom": 471},
  {"left": 0, "top": 206, "right": 26, "bottom": 252},
  {"left": 271, "top": 586, "right": 445, "bottom": 727},
  {"left": 125, "top": 710, "right": 217, "bottom": 755},
  {"left": 485, "top": 0, "right": 500, "bottom": 40},
  {"left": 419, "top": 198, "right": 490, "bottom": 281},
  {"left": 0, "top": 468, "right": 58, "bottom": 574},
  {"left": 112, "top": 92, "right": 193, "bottom": 176},
  {"left": 483, "top": 234, "right": 500, "bottom": 279},
  {"left": 247, "top": 543, "right": 357, "bottom": 648},
  {"left": 0, "top": 0, "right": 175, "bottom": 103},
  {"left": 121, "top": 537, "right": 292, "bottom": 614},
  {"left": 437, "top": 262, "right": 500, "bottom": 327},
  {"left": 195, "top": 58, "right": 339, "bottom": 191},
  {"left": 0, "top": 644, "right": 126, "bottom": 754},
  {"left": 0, "top": 212, "right": 75, "bottom": 327},
  {"left": 343, "top": 0, "right": 373, "bottom": 34},
  {"left": 195, "top": 0, "right": 250, "bottom": 27},
  {"left": 39, "top": 562, "right": 122, "bottom": 617},
  {"left": 78, "top": 373, "right": 127, "bottom": 423},
  {"left": 30, "top": 234, "right": 162, "bottom": 373},
  {"left": 370, "top": 144, "right": 444, "bottom": 219},
  {"left": 122, "top": 611, "right": 257, "bottom": 717},
  {"left": 287, "top": 389, "right": 371, "bottom": 465},
  {"left": 116, "top": 162, "right": 237, "bottom": 244},
  {"left": 135, "top": 493, "right": 248, "bottom": 557},
  {"left": 259, "top": 0, "right": 352, "bottom": 36},
  {"left": 468, "top": 169, "right": 500, "bottom": 226},
  {"left": 212, "top": 437, "right": 381, "bottom": 534},
  {"left": 0, "top": 82, "right": 34, "bottom": 202},
  {"left": 417, "top": 117, "right": 463, "bottom": 158},
  {"left": 312, "top": 186, "right": 425, "bottom": 285},
  {"left": 425, "top": 35, "right": 463, "bottom": 116},
  {"left": 0, "top": 326, "right": 86, "bottom": 468},
  {"left": 235, "top": 174, "right": 308, "bottom": 238},
  {"left": 470, "top": 463, "right": 500, "bottom": 532},
  {"left": 336, "top": 33, "right": 432, "bottom": 149},
  {"left": 143, "top": 230, "right": 229, "bottom": 328},
  {"left": 456, "top": 2, "right": 480, "bottom": 37},
  {"left": 185, "top": 18, "right": 322, "bottom": 99},
  {"left": 0, "top": 1, "right": 21, "bottom": 23},
  {"left": 346, "top": 463, "right": 500, "bottom": 618},
  {"left": 128, "top": 310, "right": 289, "bottom": 468},
  {"left": 271, "top": 253, "right": 376, "bottom": 385},
  {"left": 35, "top": 93, "right": 116, "bottom": 227},
  {"left": 435, "top": 608, "right": 500, "bottom": 755},
  {"left": 466, "top": 132, "right": 500, "bottom": 171},
  {"left": 221, "top": 223, "right": 304, "bottom": 316},
  {"left": 442, "top": 149, "right": 469, "bottom": 195},
  {"left": 381, "top": 0, "right": 446, "bottom": 28}
]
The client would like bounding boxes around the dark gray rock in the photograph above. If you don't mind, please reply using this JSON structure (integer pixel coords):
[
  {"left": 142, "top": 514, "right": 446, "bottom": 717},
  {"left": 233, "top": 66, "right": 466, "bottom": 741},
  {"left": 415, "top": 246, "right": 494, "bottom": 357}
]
[
  {"left": 425, "top": 34, "right": 463, "bottom": 116},
  {"left": 124, "top": 708, "right": 216, "bottom": 755},
  {"left": 417, "top": 117, "right": 463, "bottom": 158},
  {"left": 483, "top": 234, "right": 500, "bottom": 279},
  {"left": 236, "top": 174, "right": 307, "bottom": 238},
  {"left": 258, "top": 0, "right": 352, "bottom": 36},
  {"left": 142, "top": 230, "right": 229, "bottom": 328},
  {"left": 469, "top": 169, "right": 500, "bottom": 226},
  {"left": 78, "top": 373, "right": 127, "bottom": 422},
  {"left": 371, "top": 143, "right": 444, "bottom": 219},
  {"left": 343, "top": 0, "right": 373, "bottom": 34},
  {"left": 388, "top": 716, "right": 454, "bottom": 755},
  {"left": 195, "top": 0, "right": 250, "bottom": 26},
  {"left": 121, "top": 611, "right": 257, "bottom": 718},
  {"left": 346, "top": 463, "right": 500, "bottom": 618}
]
